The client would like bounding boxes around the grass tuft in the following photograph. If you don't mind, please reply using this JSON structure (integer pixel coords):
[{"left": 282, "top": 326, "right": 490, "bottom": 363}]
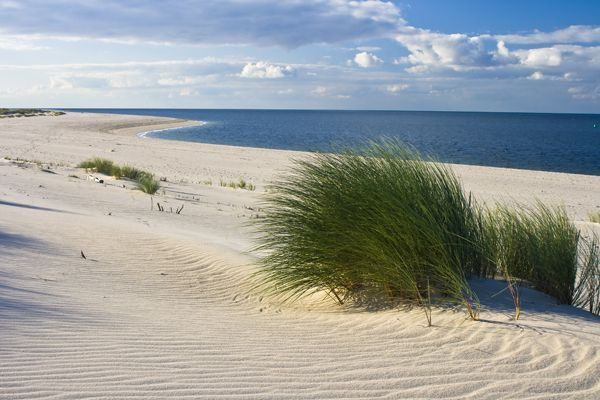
[
  {"left": 78, "top": 158, "right": 121, "bottom": 178},
  {"left": 589, "top": 211, "right": 600, "bottom": 224},
  {"left": 136, "top": 174, "right": 160, "bottom": 194},
  {"left": 219, "top": 178, "right": 256, "bottom": 190},
  {"left": 483, "top": 203, "right": 580, "bottom": 305},
  {"left": 78, "top": 157, "right": 159, "bottom": 195},
  {"left": 253, "top": 141, "right": 481, "bottom": 318},
  {"left": 120, "top": 165, "right": 147, "bottom": 181}
]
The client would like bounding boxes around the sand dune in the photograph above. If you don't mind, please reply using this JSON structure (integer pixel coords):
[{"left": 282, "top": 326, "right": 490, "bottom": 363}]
[{"left": 1, "top": 112, "right": 599, "bottom": 399}]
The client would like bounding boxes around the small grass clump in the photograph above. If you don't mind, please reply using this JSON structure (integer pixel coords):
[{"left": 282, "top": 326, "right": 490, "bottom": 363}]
[
  {"left": 219, "top": 178, "right": 256, "bottom": 191},
  {"left": 484, "top": 204, "right": 579, "bottom": 305},
  {"left": 78, "top": 158, "right": 121, "bottom": 178},
  {"left": 136, "top": 174, "right": 160, "bottom": 194},
  {"left": 589, "top": 211, "right": 600, "bottom": 224},
  {"left": 120, "top": 165, "right": 147, "bottom": 181},
  {"left": 574, "top": 235, "right": 600, "bottom": 315},
  {"left": 483, "top": 203, "right": 600, "bottom": 315},
  {"left": 78, "top": 157, "right": 159, "bottom": 195}
]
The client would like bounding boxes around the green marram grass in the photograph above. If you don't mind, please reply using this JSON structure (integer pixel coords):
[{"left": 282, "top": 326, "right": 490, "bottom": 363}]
[
  {"left": 78, "top": 158, "right": 160, "bottom": 195},
  {"left": 254, "top": 141, "right": 482, "bottom": 319},
  {"left": 78, "top": 158, "right": 121, "bottom": 177},
  {"left": 483, "top": 203, "right": 579, "bottom": 304},
  {"left": 136, "top": 174, "right": 160, "bottom": 194},
  {"left": 483, "top": 203, "right": 600, "bottom": 314},
  {"left": 253, "top": 141, "right": 600, "bottom": 320},
  {"left": 120, "top": 165, "right": 147, "bottom": 181}
]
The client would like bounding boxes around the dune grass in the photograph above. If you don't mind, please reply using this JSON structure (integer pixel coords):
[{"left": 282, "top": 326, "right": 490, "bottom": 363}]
[
  {"left": 483, "top": 203, "right": 600, "bottom": 314},
  {"left": 79, "top": 158, "right": 121, "bottom": 177},
  {"left": 219, "top": 178, "right": 256, "bottom": 191},
  {"left": 120, "top": 165, "right": 146, "bottom": 181},
  {"left": 574, "top": 235, "right": 600, "bottom": 315},
  {"left": 589, "top": 211, "right": 600, "bottom": 224},
  {"left": 253, "top": 141, "right": 600, "bottom": 319},
  {"left": 78, "top": 158, "right": 160, "bottom": 195},
  {"left": 136, "top": 174, "right": 160, "bottom": 194},
  {"left": 483, "top": 204, "right": 580, "bottom": 305},
  {"left": 254, "top": 142, "right": 482, "bottom": 319}
]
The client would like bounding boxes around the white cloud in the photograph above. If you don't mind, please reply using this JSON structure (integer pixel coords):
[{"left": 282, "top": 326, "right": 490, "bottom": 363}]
[
  {"left": 354, "top": 51, "right": 383, "bottom": 68},
  {"left": 518, "top": 47, "right": 562, "bottom": 67},
  {"left": 391, "top": 24, "right": 599, "bottom": 81},
  {"left": 528, "top": 71, "right": 546, "bottom": 80},
  {"left": 394, "top": 28, "right": 502, "bottom": 71},
  {"left": 240, "top": 62, "right": 294, "bottom": 79},
  {"left": 386, "top": 83, "right": 409, "bottom": 93}
]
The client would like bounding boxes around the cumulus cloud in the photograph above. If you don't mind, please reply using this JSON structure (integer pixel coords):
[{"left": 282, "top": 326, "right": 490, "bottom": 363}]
[
  {"left": 394, "top": 28, "right": 504, "bottom": 71},
  {"left": 518, "top": 47, "right": 563, "bottom": 67},
  {"left": 0, "top": 0, "right": 403, "bottom": 47},
  {"left": 392, "top": 24, "right": 599, "bottom": 77},
  {"left": 354, "top": 51, "right": 383, "bottom": 68},
  {"left": 240, "top": 62, "right": 294, "bottom": 79}
]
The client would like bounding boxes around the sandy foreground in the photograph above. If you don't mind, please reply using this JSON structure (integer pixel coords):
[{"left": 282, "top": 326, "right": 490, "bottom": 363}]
[{"left": 1, "top": 111, "right": 599, "bottom": 399}]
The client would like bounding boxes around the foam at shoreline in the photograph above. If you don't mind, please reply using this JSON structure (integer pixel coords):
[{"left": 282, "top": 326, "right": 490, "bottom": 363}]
[{"left": 137, "top": 120, "right": 206, "bottom": 138}]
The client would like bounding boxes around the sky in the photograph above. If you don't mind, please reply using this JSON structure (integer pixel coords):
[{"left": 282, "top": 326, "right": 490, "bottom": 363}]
[{"left": 0, "top": 0, "right": 599, "bottom": 113}]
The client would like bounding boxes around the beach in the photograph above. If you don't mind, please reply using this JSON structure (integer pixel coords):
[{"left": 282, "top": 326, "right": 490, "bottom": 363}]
[{"left": 1, "top": 111, "right": 599, "bottom": 399}]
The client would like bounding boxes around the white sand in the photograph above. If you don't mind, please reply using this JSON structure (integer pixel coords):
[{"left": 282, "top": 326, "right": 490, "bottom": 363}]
[{"left": 1, "top": 111, "right": 599, "bottom": 399}]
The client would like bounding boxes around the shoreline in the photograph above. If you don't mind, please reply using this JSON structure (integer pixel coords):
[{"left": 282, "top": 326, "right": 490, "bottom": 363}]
[
  {"left": 137, "top": 120, "right": 207, "bottom": 138},
  {"left": 102, "top": 110, "right": 599, "bottom": 178}
]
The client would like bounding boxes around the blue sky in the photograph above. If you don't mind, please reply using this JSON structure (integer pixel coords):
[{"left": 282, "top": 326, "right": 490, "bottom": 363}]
[{"left": 0, "top": 0, "right": 598, "bottom": 112}]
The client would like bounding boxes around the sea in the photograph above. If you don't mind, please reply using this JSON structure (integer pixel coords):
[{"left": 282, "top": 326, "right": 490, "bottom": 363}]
[{"left": 65, "top": 109, "right": 600, "bottom": 176}]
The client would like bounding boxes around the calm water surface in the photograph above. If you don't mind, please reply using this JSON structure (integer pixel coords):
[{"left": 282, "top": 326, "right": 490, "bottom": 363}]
[{"left": 66, "top": 109, "right": 600, "bottom": 175}]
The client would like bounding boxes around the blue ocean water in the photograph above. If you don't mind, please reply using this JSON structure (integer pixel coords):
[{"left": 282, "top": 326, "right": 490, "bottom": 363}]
[{"left": 66, "top": 109, "right": 600, "bottom": 175}]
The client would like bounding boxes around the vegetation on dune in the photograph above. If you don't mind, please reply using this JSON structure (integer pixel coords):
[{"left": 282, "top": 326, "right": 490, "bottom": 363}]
[
  {"left": 78, "top": 158, "right": 160, "bottom": 195},
  {"left": 254, "top": 142, "right": 482, "bottom": 319},
  {"left": 219, "top": 178, "right": 256, "bottom": 191},
  {"left": 253, "top": 141, "right": 600, "bottom": 321},
  {"left": 120, "top": 165, "right": 148, "bottom": 181},
  {"left": 482, "top": 203, "right": 599, "bottom": 317},
  {"left": 0, "top": 108, "right": 64, "bottom": 117},
  {"left": 590, "top": 211, "right": 600, "bottom": 224},
  {"left": 136, "top": 174, "right": 161, "bottom": 194},
  {"left": 79, "top": 158, "right": 121, "bottom": 177}
]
